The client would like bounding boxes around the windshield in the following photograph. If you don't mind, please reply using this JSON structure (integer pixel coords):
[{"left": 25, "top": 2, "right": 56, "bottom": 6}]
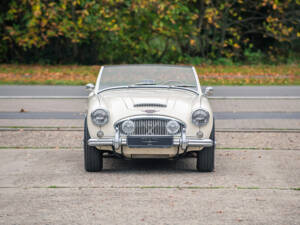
[{"left": 98, "top": 65, "right": 198, "bottom": 91}]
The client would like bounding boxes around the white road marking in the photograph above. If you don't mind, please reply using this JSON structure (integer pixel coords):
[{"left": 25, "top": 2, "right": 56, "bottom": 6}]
[{"left": 1, "top": 96, "right": 300, "bottom": 100}]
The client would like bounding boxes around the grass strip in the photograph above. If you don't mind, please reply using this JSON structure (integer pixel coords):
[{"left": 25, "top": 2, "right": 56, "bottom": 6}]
[{"left": 1, "top": 64, "right": 299, "bottom": 85}]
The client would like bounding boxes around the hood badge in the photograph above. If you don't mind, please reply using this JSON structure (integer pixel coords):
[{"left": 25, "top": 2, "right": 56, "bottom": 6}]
[{"left": 144, "top": 109, "right": 158, "bottom": 113}]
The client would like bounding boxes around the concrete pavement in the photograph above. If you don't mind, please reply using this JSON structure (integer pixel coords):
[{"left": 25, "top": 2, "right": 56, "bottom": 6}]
[
  {"left": 2, "top": 119, "right": 300, "bottom": 130},
  {"left": 0, "top": 149, "right": 299, "bottom": 225},
  {"left": 1, "top": 130, "right": 300, "bottom": 150},
  {"left": 1, "top": 188, "right": 298, "bottom": 225},
  {"left": 2, "top": 149, "right": 299, "bottom": 188}
]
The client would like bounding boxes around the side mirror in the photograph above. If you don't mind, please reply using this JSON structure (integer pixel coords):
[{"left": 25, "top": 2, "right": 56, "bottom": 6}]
[
  {"left": 204, "top": 86, "right": 213, "bottom": 97},
  {"left": 86, "top": 83, "right": 95, "bottom": 92}
]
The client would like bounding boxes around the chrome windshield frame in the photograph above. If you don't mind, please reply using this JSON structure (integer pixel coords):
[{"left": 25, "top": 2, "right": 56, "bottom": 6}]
[
  {"left": 192, "top": 66, "right": 201, "bottom": 94},
  {"left": 95, "top": 66, "right": 104, "bottom": 91},
  {"left": 97, "top": 85, "right": 199, "bottom": 95}
]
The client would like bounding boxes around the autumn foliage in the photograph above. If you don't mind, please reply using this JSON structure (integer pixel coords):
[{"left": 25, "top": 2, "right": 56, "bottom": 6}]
[{"left": 0, "top": 0, "right": 299, "bottom": 64}]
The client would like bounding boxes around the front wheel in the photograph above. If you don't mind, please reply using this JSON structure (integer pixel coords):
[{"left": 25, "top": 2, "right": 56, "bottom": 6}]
[
  {"left": 196, "top": 119, "right": 215, "bottom": 172},
  {"left": 83, "top": 117, "right": 103, "bottom": 172}
]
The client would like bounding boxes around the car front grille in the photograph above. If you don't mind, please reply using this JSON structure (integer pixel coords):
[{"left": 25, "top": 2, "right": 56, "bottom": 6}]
[{"left": 117, "top": 118, "right": 182, "bottom": 136}]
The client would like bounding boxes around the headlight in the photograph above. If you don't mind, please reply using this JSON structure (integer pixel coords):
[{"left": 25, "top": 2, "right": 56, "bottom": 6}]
[
  {"left": 122, "top": 120, "right": 135, "bottom": 135},
  {"left": 166, "top": 120, "right": 180, "bottom": 135},
  {"left": 91, "top": 109, "right": 109, "bottom": 126},
  {"left": 192, "top": 109, "right": 210, "bottom": 126}
]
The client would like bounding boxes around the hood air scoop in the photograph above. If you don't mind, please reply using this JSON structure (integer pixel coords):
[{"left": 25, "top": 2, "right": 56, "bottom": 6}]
[{"left": 134, "top": 103, "right": 167, "bottom": 108}]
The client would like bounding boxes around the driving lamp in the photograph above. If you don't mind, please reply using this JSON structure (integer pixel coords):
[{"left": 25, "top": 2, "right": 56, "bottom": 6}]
[
  {"left": 166, "top": 120, "right": 180, "bottom": 135},
  {"left": 122, "top": 120, "right": 135, "bottom": 135}
]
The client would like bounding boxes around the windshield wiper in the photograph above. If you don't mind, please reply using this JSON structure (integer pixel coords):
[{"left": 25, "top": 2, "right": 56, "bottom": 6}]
[
  {"left": 134, "top": 80, "right": 157, "bottom": 86},
  {"left": 134, "top": 82, "right": 158, "bottom": 85}
]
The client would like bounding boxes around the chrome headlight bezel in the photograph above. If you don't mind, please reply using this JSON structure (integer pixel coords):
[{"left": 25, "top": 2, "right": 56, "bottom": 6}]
[
  {"left": 166, "top": 120, "right": 180, "bottom": 135},
  {"left": 91, "top": 108, "right": 109, "bottom": 126},
  {"left": 192, "top": 109, "right": 210, "bottom": 126}
]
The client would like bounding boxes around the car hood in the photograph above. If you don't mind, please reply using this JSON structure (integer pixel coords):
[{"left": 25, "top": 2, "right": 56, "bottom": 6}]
[{"left": 97, "top": 88, "right": 200, "bottom": 123}]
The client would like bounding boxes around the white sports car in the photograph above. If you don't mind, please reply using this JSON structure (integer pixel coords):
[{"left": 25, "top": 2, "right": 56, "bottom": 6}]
[{"left": 84, "top": 65, "right": 215, "bottom": 172}]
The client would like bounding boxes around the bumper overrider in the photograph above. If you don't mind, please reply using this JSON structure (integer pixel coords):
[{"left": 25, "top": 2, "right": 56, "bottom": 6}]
[{"left": 88, "top": 127, "right": 214, "bottom": 150}]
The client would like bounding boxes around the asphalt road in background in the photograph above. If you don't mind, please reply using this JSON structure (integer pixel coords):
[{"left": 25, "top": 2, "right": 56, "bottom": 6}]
[
  {"left": 1, "top": 111, "right": 300, "bottom": 120},
  {"left": 0, "top": 85, "right": 299, "bottom": 121},
  {"left": 0, "top": 85, "right": 300, "bottom": 97}
]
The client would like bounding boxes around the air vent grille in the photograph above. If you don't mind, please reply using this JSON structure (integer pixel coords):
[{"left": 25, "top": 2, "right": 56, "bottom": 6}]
[{"left": 134, "top": 103, "right": 167, "bottom": 108}]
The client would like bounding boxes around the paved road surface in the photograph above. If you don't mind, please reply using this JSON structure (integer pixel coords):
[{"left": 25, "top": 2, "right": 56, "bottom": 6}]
[
  {"left": 0, "top": 85, "right": 299, "bottom": 97},
  {"left": 1, "top": 111, "right": 300, "bottom": 120},
  {"left": 1, "top": 130, "right": 299, "bottom": 150},
  {"left": 0, "top": 148, "right": 299, "bottom": 225}
]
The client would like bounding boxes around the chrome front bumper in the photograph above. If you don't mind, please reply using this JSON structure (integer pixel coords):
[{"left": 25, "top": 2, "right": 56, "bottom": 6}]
[{"left": 88, "top": 128, "right": 213, "bottom": 150}]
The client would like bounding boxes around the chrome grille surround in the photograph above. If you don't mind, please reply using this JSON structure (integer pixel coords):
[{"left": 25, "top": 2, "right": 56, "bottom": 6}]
[
  {"left": 134, "top": 103, "right": 167, "bottom": 108},
  {"left": 114, "top": 115, "right": 185, "bottom": 136}
]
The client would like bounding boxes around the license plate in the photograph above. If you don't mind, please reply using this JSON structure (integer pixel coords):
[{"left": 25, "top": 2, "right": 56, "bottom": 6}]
[{"left": 127, "top": 136, "right": 173, "bottom": 148}]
